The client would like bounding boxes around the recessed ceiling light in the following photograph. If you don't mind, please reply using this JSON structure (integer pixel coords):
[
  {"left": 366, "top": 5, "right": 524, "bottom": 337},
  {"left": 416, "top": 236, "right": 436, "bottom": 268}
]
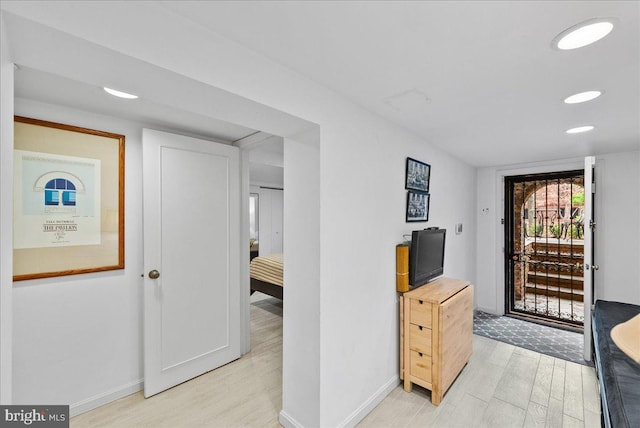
[
  {"left": 552, "top": 18, "right": 617, "bottom": 50},
  {"left": 564, "top": 90, "right": 602, "bottom": 104},
  {"left": 566, "top": 125, "right": 595, "bottom": 134},
  {"left": 554, "top": 19, "right": 615, "bottom": 50},
  {"left": 103, "top": 87, "right": 138, "bottom": 99}
]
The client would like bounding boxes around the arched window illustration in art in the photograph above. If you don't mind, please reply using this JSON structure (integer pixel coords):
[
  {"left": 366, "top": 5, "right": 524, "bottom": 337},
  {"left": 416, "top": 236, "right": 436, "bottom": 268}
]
[{"left": 44, "top": 178, "right": 77, "bottom": 207}]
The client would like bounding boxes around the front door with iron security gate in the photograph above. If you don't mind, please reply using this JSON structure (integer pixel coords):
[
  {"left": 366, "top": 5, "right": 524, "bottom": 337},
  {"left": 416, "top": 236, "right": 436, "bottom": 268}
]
[{"left": 504, "top": 169, "right": 587, "bottom": 329}]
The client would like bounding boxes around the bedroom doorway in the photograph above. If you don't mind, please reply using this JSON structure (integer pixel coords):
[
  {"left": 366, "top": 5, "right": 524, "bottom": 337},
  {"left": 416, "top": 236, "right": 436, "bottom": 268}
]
[
  {"left": 504, "top": 169, "right": 586, "bottom": 329},
  {"left": 245, "top": 135, "right": 284, "bottom": 298}
]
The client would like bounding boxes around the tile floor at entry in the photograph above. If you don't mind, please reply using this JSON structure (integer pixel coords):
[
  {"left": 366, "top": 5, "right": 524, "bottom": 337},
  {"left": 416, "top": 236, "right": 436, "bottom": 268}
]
[
  {"left": 72, "top": 295, "right": 600, "bottom": 428},
  {"left": 473, "top": 310, "right": 587, "bottom": 366}
]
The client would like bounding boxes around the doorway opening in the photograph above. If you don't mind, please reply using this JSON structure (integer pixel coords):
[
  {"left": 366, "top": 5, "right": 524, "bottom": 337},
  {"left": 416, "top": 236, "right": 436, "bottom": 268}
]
[{"left": 505, "top": 170, "right": 585, "bottom": 329}]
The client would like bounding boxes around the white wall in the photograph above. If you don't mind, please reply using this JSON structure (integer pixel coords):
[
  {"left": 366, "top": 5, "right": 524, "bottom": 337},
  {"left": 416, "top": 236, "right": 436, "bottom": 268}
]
[
  {"left": 592, "top": 151, "right": 640, "bottom": 304},
  {"left": 1, "top": 5, "right": 478, "bottom": 426},
  {"left": 250, "top": 163, "right": 284, "bottom": 188},
  {"left": 475, "top": 167, "right": 499, "bottom": 313},
  {"left": 249, "top": 137, "right": 284, "bottom": 189},
  {"left": 11, "top": 99, "right": 144, "bottom": 414},
  {"left": 0, "top": 13, "right": 14, "bottom": 404},
  {"left": 318, "top": 116, "right": 476, "bottom": 428},
  {"left": 476, "top": 151, "right": 640, "bottom": 315},
  {"left": 281, "top": 129, "right": 320, "bottom": 428}
]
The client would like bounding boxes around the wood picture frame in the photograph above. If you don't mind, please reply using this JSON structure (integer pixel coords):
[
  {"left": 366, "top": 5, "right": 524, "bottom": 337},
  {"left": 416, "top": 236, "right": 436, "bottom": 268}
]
[
  {"left": 406, "top": 190, "right": 430, "bottom": 222},
  {"left": 405, "top": 157, "right": 431, "bottom": 192},
  {"left": 13, "top": 116, "right": 125, "bottom": 281}
]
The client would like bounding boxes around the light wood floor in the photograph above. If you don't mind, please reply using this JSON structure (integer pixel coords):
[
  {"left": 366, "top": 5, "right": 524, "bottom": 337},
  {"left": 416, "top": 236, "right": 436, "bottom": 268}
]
[
  {"left": 71, "top": 293, "right": 283, "bottom": 428},
  {"left": 72, "top": 297, "right": 600, "bottom": 428},
  {"left": 359, "top": 335, "right": 601, "bottom": 428}
]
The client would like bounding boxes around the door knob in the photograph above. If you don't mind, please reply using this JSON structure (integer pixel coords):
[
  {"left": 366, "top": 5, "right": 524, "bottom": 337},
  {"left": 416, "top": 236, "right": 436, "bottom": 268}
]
[
  {"left": 148, "top": 269, "right": 160, "bottom": 279},
  {"left": 592, "top": 265, "right": 600, "bottom": 271}
]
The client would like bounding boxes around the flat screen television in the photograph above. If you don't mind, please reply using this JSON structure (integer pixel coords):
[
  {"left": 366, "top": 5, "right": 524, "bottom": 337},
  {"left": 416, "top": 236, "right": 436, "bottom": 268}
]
[{"left": 409, "top": 228, "right": 446, "bottom": 288}]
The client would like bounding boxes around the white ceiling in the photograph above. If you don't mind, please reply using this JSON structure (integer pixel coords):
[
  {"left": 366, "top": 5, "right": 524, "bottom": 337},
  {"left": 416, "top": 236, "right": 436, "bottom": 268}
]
[
  {"left": 249, "top": 137, "right": 284, "bottom": 168},
  {"left": 15, "top": 66, "right": 284, "bottom": 184},
  {"left": 15, "top": 66, "right": 258, "bottom": 144},
  {"left": 5, "top": 1, "right": 640, "bottom": 167},
  {"left": 160, "top": 1, "right": 640, "bottom": 167},
  {"left": 246, "top": 136, "right": 284, "bottom": 187}
]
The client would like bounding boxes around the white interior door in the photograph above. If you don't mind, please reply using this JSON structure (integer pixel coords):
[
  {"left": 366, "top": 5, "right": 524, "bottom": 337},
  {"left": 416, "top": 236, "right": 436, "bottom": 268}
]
[
  {"left": 583, "top": 156, "right": 596, "bottom": 361},
  {"left": 258, "top": 188, "right": 273, "bottom": 255},
  {"left": 258, "top": 188, "right": 283, "bottom": 255},
  {"left": 271, "top": 189, "right": 283, "bottom": 253},
  {"left": 142, "top": 128, "right": 241, "bottom": 397}
]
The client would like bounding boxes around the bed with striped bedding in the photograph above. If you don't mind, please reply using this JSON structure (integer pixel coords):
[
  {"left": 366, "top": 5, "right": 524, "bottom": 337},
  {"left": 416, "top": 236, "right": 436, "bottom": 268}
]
[{"left": 249, "top": 253, "right": 283, "bottom": 300}]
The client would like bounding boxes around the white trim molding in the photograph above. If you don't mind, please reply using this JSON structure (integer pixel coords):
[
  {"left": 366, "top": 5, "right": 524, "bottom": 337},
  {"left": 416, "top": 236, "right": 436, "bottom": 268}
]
[
  {"left": 279, "top": 409, "right": 305, "bottom": 428},
  {"left": 336, "top": 375, "right": 399, "bottom": 428},
  {"left": 70, "top": 379, "right": 143, "bottom": 417}
]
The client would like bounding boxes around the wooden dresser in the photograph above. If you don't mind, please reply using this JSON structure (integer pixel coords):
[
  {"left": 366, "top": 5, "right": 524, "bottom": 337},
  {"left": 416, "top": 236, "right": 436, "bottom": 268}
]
[{"left": 400, "top": 277, "right": 473, "bottom": 405}]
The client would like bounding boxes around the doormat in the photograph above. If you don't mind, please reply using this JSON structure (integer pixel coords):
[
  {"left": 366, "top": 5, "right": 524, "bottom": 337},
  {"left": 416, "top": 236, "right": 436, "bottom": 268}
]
[{"left": 474, "top": 310, "right": 591, "bottom": 366}]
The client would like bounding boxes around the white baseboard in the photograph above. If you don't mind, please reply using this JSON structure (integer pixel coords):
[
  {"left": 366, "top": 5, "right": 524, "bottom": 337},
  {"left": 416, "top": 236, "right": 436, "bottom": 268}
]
[
  {"left": 70, "top": 379, "right": 143, "bottom": 417},
  {"left": 336, "top": 375, "right": 399, "bottom": 428},
  {"left": 476, "top": 305, "right": 501, "bottom": 315},
  {"left": 279, "top": 409, "right": 304, "bottom": 428}
]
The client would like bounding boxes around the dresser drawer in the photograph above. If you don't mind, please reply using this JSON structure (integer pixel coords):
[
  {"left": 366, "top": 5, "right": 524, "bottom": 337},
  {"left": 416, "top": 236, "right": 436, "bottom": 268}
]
[
  {"left": 409, "top": 350, "right": 432, "bottom": 382},
  {"left": 409, "top": 298, "right": 432, "bottom": 328},
  {"left": 409, "top": 324, "right": 432, "bottom": 355}
]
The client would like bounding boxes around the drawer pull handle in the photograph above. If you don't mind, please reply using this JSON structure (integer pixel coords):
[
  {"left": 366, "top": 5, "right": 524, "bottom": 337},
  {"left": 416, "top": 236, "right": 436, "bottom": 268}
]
[
  {"left": 419, "top": 352, "right": 423, "bottom": 357},
  {"left": 419, "top": 326, "right": 423, "bottom": 330},
  {"left": 419, "top": 300, "right": 423, "bottom": 304}
]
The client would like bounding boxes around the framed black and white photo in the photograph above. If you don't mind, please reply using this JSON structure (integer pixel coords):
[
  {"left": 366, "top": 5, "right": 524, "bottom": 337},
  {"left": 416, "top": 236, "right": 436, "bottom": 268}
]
[
  {"left": 406, "top": 191, "right": 430, "bottom": 222},
  {"left": 405, "top": 157, "right": 431, "bottom": 192}
]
